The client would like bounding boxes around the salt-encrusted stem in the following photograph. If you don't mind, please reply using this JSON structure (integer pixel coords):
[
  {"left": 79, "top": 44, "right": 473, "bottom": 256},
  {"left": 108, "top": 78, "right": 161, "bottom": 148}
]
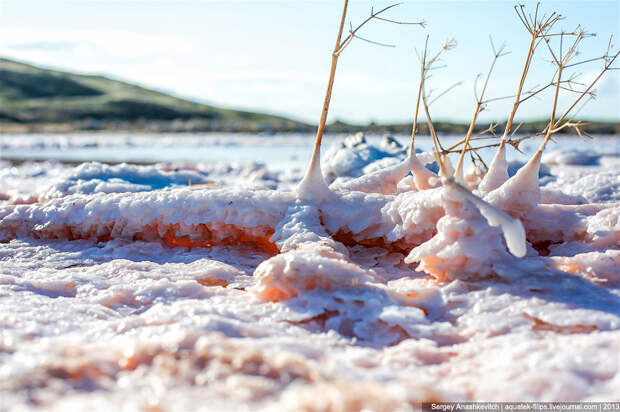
[
  {"left": 297, "top": 0, "right": 349, "bottom": 200},
  {"left": 477, "top": 143, "right": 508, "bottom": 193},
  {"left": 489, "top": 64, "right": 563, "bottom": 210},
  {"left": 479, "top": 5, "right": 560, "bottom": 192},
  {"left": 444, "top": 177, "right": 526, "bottom": 258},
  {"left": 484, "top": 149, "right": 542, "bottom": 219},
  {"left": 331, "top": 152, "right": 439, "bottom": 194},
  {"left": 504, "top": 31, "right": 588, "bottom": 203},
  {"left": 299, "top": 1, "right": 421, "bottom": 200}
]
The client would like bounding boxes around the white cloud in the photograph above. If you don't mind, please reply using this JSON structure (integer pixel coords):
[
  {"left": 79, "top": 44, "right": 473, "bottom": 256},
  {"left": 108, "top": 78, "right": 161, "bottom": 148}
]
[{"left": 0, "top": 28, "right": 193, "bottom": 63}]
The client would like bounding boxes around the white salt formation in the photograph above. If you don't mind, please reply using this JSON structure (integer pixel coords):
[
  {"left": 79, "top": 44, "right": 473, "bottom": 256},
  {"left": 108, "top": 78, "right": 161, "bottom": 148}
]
[
  {"left": 405, "top": 177, "right": 526, "bottom": 281},
  {"left": 1, "top": 135, "right": 619, "bottom": 410},
  {"left": 478, "top": 141, "right": 509, "bottom": 192}
]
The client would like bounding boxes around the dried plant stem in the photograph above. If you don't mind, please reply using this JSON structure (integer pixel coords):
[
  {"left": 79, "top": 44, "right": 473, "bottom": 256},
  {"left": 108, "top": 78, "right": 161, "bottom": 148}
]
[
  {"left": 538, "top": 30, "right": 594, "bottom": 152},
  {"left": 305, "top": 0, "right": 349, "bottom": 181},
  {"left": 455, "top": 44, "right": 503, "bottom": 180},
  {"left": 414, "top": 37, "right": 457, "bottom": 175},
  {"left": 337, "top": 3, "right": 423, "bottom": 54},
  {"left": 449, "top": 35, "right": 618, "bottom": 158},
  {"left": 444, "top": 125, "right": 498, "bottom": 153},
  {"left": 539, "top": 65, "right": 564, "bottom": 151},
  {"left": 422, "top": 85, "right": 445, "bottom": 176},
  {"left": 502, "top": 37, "right": 536, "bottom": 143},
  {"left": 500, "top": 5, "right": 561, "bottom": 144},
  {"left": 418, "top": 41, "right": 438, "bottom": 153},
  {"left": 478, "top": 5, "right": 561, "bottom": 192},
  {"left": 301, "top": 1, "right": 422, "bottom": 197},
  {"left": 551, "top": 49, "right": 620, "bottom": 132},
  {"left": 409, "top": 45, "right": 426, "bottom": 155}
]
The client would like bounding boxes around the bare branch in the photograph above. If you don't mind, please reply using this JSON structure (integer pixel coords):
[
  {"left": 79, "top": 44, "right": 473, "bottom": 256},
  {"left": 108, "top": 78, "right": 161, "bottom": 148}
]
[
  {"left": 510, "top": 122, "right": 523, "bottom": 138},
  {"left": 373, "top": 15, "right": 425, "bottom": 27},
  {"left": 336, "top": 2, "right": 408, "bottom": 55},
  {"left": 409, "top": 36, "right": 428, "bottom": 153},
  {"left": 552, "top": 49, "right": 619, "bottom": 133},
  {"left": 473, "top": 73, "right": 482, "bottom": 103},
  {"left": 416, "top": 38, "right": 454, "bottom": 160},
  {"left": 500, "top": 4, "right": 561, "bottom": 142},
  {"left": 454, "top": 39, "right": 505, "bottom": 180},
  {"left": 429, "top": 81, "right": 463, "bottom": 106},
  {"left": 351, "top": 33, "right": 395, "bottom": 48},
  {"left": 514, "top": 4, "right": 533, "bottom": 35}
]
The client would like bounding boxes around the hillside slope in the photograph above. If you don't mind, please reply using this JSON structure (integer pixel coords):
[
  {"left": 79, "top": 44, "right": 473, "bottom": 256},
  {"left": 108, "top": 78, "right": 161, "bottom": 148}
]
[
  {"left": 1, "top": 58, "right": 617, "bottom": 135},
  {"left": 0, "top": 58, "right": 311, "bottom": 132}
]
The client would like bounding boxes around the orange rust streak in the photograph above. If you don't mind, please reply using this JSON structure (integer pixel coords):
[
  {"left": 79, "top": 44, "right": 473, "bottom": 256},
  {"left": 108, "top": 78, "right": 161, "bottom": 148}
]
[
  {"left": 197, "top": 276, "right": 228, "bottom": 288},
  {"left": 331, "top": 229, "right": 410, "bottom": 253},
  {"left": 523, "top": 312, "right": 598, "bottom": 334},
  {"left": 39, "top": 223, "right": 280, "bottom": 255},
  {"left": 161, "top": 226, "right": 279, "bottom": 254},
  {"left": 421, "top": 256, "right": 448, "bottom": 282},
  {"left": 64, "top": 282, "right": 77, "bottom": 292},
  {"left": 118, "top": 356, "right": 138, "bottom": 371},
  {"left": 555, "top": 263, "right": 582, "bottom": 275},
  {"left": 259, "top": 286, "right": 295, "bottom": 303}
]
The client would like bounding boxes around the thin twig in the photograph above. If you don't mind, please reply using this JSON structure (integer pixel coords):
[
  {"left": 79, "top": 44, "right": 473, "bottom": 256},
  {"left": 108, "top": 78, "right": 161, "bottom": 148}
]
[
  {"left": 429, "top": 81, "right": 463, "bottom": 106},
  {"left": 336, "top": 2, "right": 411, "bottom": 55},
  {"left": 454, "top": 38, "right": 505, "bottom": 180},
  {"left": 351, "top": 33, "right": 396, "bottom": 48},
  {"left": 373, "top": 15, "right": 425, "bottom": 27}
]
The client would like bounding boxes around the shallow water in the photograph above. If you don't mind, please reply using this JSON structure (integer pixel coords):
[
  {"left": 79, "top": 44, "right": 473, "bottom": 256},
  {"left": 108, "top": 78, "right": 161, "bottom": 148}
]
[{"left": 1, "top": 133, "right": 618, "bottom": 171}]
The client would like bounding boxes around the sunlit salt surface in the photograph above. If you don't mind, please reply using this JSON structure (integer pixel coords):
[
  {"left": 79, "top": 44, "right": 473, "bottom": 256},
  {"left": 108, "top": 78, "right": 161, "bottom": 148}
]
[{"left": 0, "top": 133, "right": 619, "bottom": 410}]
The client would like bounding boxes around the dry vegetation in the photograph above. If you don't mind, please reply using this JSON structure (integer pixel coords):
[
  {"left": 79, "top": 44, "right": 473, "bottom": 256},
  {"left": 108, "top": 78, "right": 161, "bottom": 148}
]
[{"left": 300, "top": 1, "right": 619, "bottom": 196}]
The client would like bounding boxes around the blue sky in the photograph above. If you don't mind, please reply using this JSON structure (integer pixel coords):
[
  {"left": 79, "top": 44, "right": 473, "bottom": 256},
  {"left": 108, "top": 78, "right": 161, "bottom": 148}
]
[{"left": 0, "top": 0, "right": 618, "bottom": 124}]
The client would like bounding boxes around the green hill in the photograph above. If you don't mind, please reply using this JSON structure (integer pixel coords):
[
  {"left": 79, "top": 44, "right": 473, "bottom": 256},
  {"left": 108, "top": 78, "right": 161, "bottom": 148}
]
[
  {"left": 1, "top": 57, "right": 617, "bottom": 135},
  {"left": 0, "top": 58, "right": 312, "bottom": 133}
]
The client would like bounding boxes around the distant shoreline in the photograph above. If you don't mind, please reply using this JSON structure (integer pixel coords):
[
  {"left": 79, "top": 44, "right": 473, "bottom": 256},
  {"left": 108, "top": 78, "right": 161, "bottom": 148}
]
[{"left": 1, "top": 120, "right": 618, "bottom": 135}]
